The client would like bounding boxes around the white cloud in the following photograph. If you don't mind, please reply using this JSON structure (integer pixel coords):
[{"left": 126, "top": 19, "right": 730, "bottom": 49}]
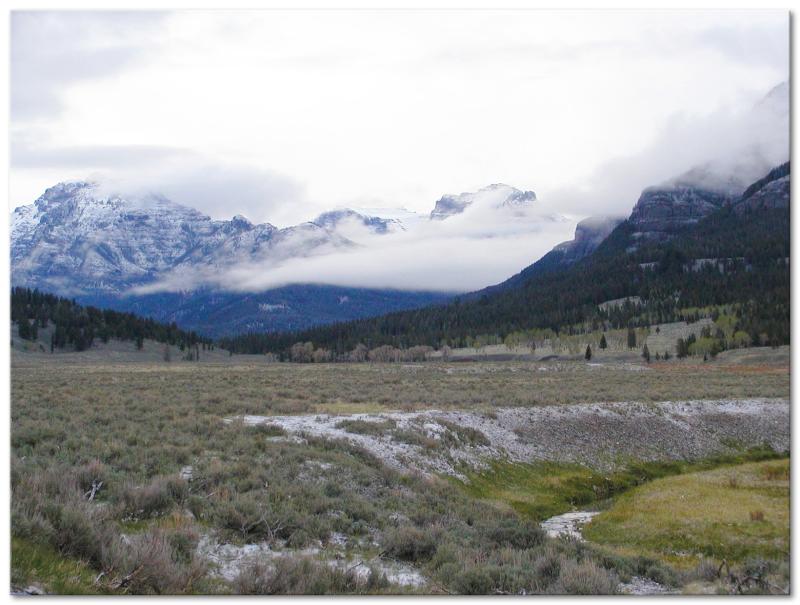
[
  {"left": 132, "top": 202, "right": 577, "bottom": 294},
  {"left": 541, "top": 81, "right": 789, "bottom": 217},
  {"left": 11, "top": 11, "right": 168, "bottom": 120},
  {"left": 11, "top": 10, "right": 788, "bottom": 220},
  {"left": 9, "top": 10, "right": 789, "bottom": 293},
  {"left": 11, "top": 138, "right": 307, "bottom": 225}
]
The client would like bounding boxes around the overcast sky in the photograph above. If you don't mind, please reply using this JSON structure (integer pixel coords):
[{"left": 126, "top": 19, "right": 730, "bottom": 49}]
[{"left": 11, "top": 10, "right": 789, "bottom": 228}]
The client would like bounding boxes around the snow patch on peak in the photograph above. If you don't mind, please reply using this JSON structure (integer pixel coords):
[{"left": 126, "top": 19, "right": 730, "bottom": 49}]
[
  {"left": 10, "top": 183, "right": 354, "bottom": 296},
  {"left": 430, "top": 184, "right": 537, "bottom": 220},
  {"left": 230, "top": 214, "right": 253, "bottom": 229},
  {"left": 313, "top": 208, "right": 405, "bottom": 236}
]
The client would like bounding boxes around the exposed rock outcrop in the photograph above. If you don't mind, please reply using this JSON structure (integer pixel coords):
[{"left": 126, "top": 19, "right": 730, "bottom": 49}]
[
  {"left": 552, "top": 215, "right": 625, "bottom": 264},
  {"left": 628, "top": 185, "right": 731, "bottom": 241},
  {"left": 734, "top": 162, "right": 790, "bottom": 215}
]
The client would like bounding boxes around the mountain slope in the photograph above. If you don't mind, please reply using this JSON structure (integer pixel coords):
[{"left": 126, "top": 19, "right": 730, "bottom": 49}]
[
  {"left": 82, "top": 286, "right": 451, "bottom": 339},
  {"left": 11, "top": 180, "right": 568, "bottom": 336},
  {"left": 222, "top": 162, "right": 789, "bottom": 354},
  {"left": 10, "top": 181, "right": 311, "bottom": 294},
  {"left": 471, "top": 214, "right": 625, "bottom": 299}
]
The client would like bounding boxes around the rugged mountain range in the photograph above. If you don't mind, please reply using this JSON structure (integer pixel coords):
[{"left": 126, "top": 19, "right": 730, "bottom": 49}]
[
  {"left": 11, "top": 83, "right": 788, "bottom": 341},
  {"left": 11, "top": 181, "right": 353, "bottom": 295},
  {"left": 223, "top": 160, "right": 790, "bottom": 354},
  {"left": 10, "top": 181, "right": 551, "bottom": 336}
]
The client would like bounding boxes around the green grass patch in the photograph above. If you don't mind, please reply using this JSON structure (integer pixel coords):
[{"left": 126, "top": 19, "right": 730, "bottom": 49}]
[
  {"left": 11, "top": 537, "right": 107, "bottom": 595},
  {"left": 583, "top": 458, "right": 790, "bottom": 567},
  {"left": 460, "top": 446, "right": 784, "bottom": 522}
]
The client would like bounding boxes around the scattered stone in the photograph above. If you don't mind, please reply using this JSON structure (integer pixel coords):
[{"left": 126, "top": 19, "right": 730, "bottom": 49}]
[
  {"left": 10, "top": 585, "right": 46, "bottom": 595},
  {"left": 226, "top": 398, "right": 789, "bottom": 478},
  {"left": 619, "top": 576, "right": 678, "bottom": 595},
  {"left": 196, "top": 534, "right": 426, "bottom": 588},
  {"left": 540, "top": 511, "right": 599, "bottom": 540}
]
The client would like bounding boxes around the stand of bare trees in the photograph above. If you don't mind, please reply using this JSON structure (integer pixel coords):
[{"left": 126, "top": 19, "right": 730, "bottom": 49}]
[{"left": 287, "top": 341, "right": 434, "bottom": 363}]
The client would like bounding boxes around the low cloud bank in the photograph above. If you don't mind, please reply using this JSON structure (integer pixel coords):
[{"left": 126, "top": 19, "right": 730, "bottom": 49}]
[
  {"left": 131, "top": 205, "right": 576, "bottom": 294},
  {"left": 543, "top": 82, "right": 788, "bottom": 218}
]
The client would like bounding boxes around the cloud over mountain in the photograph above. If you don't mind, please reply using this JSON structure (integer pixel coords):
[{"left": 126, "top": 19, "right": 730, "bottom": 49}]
[{"left": 13, "top": 181, "right": 575, "bottom": 296}]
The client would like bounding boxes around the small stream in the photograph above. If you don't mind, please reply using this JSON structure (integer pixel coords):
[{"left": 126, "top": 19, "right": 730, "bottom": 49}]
[
  {"left": 540, "top": 510, "right": 677, "bottom": 595},
  {"left": 540, "top": 510, "right": 599, "bottom": 540}
]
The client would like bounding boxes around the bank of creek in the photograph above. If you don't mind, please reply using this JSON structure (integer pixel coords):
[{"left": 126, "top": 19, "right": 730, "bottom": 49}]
[{"left": 221, "top": 398, "right": 788, "bottom": 595}]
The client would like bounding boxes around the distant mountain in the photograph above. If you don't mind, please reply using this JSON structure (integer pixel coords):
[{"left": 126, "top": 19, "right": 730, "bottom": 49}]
[
  {"left": 469, "top": 215, "right": 625, "bottom": 299},
  {"left": 551, "top": 216, "right": 626, "bottom": 265},
  {"left": 10, "top": 182, "right": 452, "bottom": 335},
  {"left": 12, "top": 181, "right": 560, "bottom": 336},
  {"left": 430, "top": 184, "right": 537, "bottom": 220},
  {"left": 82, "top": 286, "right": 450, "bottom": 339},
  {"left": 226, "top": 161, "right": 789, "bottom": 354},
  {"left": 312, "top": 209, "right": 404, "bottom": 234},
  {"left": 10, "top": 181, "right": 349, "bottom": 296}
]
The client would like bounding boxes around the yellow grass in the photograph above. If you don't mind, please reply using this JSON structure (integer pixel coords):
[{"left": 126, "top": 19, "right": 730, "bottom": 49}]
[{"left": 584, "top": 459, "right": 790, "bottom": 568}]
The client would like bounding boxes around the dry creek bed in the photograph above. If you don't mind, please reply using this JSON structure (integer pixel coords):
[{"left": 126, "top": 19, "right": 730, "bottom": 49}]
[
  {"left": 215, "top": 398, "right": 788, "bottom": 595},
  {"left": 227, "top": 398, "right": 789, "bottom": 478}
]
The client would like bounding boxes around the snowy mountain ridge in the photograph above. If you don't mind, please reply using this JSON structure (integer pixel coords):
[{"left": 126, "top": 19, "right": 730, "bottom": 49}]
[{"left": 11, "top": 180, "right": 556, "bottom": 297}]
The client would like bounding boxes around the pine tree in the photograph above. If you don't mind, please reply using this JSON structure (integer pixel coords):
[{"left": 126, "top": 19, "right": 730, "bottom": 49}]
[
  {"left": 627, "top": 327, "right": 636, "bottom": 349},
  {"left": 585, "top": 344, "right": 592, "bottom": 361},
  {"left": 17, "top": 319, "right": 30, "bottom": 340},
  {"left": 642, "top": 343, "right": 650, "bottom": 363},
  {"left": 599, "top": 334, "right": 607, "bottom": 349}
]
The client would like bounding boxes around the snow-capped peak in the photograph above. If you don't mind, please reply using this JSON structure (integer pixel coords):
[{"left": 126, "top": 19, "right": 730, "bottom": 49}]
[
  {"left": 10, "top": 182, "right": 349, "bottom": 295},
  {"left": 430, "top": 183, "right": 537, "bottom": 220}
]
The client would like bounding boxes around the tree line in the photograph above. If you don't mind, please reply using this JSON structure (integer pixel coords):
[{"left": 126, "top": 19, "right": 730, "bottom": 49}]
[{"left": 11, "top": 287, "right": 212, "bottom": 352}]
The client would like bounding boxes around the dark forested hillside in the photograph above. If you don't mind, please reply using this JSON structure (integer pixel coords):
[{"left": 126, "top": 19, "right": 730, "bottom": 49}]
[
  {"left": 11, "top": 287, "right": 212, "bottom": 352},
  {"left": 78, "top": 285, "right": 451, "bottom": 339},
  {"left": 220, "top": 163, "right": 790, "bottom": 356}
]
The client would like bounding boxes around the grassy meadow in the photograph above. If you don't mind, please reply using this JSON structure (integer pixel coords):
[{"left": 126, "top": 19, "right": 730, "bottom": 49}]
[
  {"left": 585, "top": 459, "right": 790, "bottom": 566},
  {"left": 10, "top": 347, "right": 791, "bottom": 595}
]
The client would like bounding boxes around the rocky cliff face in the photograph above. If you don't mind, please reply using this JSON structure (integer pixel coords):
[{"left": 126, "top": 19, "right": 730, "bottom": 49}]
[
  {"left": 627, "top": 186, "right": 732, "bottom": 241},
  {"left": 628, "top": 161, "right": 790, "bottom": 240},
  {"left": 552, "top": 215, "right": 625, "bottom": 264},
  {"left": 733, "top": 162, "right": 790, "bottom": 215},
  {"left": 625, "top": 81, "right": 789, "bottom": 242}
]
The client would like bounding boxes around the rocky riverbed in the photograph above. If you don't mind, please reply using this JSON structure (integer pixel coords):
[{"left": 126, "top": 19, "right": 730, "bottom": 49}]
[{"left": 228, "top": 398, "right": 789, "bottom": 477}]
